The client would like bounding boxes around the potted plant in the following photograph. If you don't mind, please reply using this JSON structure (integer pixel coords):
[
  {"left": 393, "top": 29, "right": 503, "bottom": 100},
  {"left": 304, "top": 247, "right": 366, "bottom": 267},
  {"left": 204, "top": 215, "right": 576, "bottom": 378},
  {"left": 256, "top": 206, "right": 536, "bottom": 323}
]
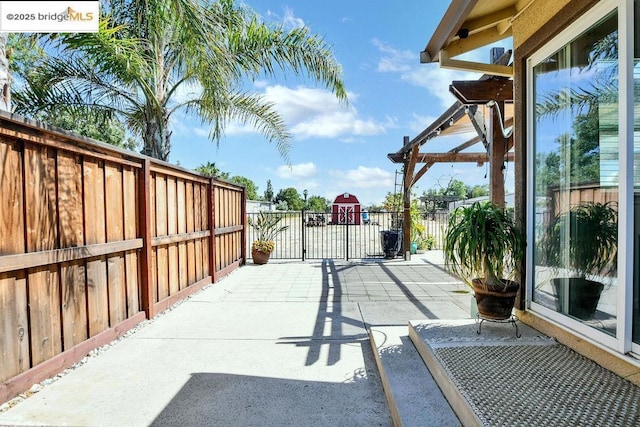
[
  {"left": 443, "top": 201, "right": 525, "bottom": 320},
  {"left": 248, "top": 212, "right": 289, "bottom": 265},
  {"left": 541, "top": 202, "right": 617, "bottom": 320}
]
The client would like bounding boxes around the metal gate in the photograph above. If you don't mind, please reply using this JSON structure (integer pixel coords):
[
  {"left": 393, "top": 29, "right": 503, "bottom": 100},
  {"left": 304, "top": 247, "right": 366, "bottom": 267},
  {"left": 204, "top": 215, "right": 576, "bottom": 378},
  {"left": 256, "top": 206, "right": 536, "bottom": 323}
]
[{"left": 246, "top": 210, "right": 406, "bottom": 260}]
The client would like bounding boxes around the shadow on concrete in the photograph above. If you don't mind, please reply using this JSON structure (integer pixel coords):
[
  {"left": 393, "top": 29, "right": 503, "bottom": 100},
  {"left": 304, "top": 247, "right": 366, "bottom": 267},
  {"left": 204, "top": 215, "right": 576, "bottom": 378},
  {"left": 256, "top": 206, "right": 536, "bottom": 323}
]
[
  {"left": 376, "top": 263, "right": 438, "bottom": 319},
  {"left": 277, "top": 259, "right": 369, "bottom": 367},
  {"left": 277, "top": 259, "right": 457, "bottom": 367},
  {"left": 151, "top": 341, "right": 391, "bottom": 426}
]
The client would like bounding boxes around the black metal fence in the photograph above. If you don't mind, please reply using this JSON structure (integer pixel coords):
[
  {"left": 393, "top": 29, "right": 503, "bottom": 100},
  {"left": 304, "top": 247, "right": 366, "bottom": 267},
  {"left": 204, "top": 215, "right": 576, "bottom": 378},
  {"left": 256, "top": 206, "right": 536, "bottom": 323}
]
[{"left": 246, "top": 210, "right": 450, "bottom": 261}]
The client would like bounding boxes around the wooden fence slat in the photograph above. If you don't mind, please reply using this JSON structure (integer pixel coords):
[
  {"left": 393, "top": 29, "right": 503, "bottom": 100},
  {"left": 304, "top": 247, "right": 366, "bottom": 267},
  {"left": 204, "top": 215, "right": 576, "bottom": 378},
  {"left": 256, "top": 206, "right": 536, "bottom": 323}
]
[
  {"left": 105, "top": 163, "right": 126, "bottom": 324},
  {"left": 0, "top": 272, "right": 29, "bottom": 382},
  {"left": 25, "top": 143, "right": 58, "bottom": 253},
  {"left": 155, "top": 175, "right": 168, "bottom": 301},
  {"left": 60, "top": 262, "right": 87, "bottom": 349},
  {"left": 105, "top": 163, "right": 124, "bottom": 243},
  {"left": 25, "top": 144, "right": 61, "bottom": 366},
  {"left": 57, "top": 152, "right": 84, "bottom": 248},
  {"left": 83, "top": 158, "right": 109, "bottom": 336},
  {"left": 167, "top": 177, "right": 179, "bottom": 295},
  {"left": 107, "top": 255, "right": 126, "bottom": 325},
  {"left": 56, "top": 151, "right": 88, "bottom": 350},
  {"left": 186, "top": 183, "right": 196, "bottom": 286},
  {"left": 28, "top": 265, "right": 62, "bottom": 366},
  {"left": 176, "top": 180, "right": 187, "bottom": 291},
  {"left": 0, "top": 139, "right": 25, "bottom": 256},
  {"left": 194, "top": 184, "right": 203, "bottom": 281},
  {"left": 122, "top": 167, "right": 139, "bottom": 317}
]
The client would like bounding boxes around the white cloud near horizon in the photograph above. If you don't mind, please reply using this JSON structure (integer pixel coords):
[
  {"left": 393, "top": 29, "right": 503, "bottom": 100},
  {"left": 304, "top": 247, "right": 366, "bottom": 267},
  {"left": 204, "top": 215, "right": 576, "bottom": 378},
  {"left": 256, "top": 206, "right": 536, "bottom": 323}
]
[
  {"left": 276, "top": 162, "right": 317, "bottom": 179},
  {"left": 330, "top": 166, "right": 394, "bottom": 189}
]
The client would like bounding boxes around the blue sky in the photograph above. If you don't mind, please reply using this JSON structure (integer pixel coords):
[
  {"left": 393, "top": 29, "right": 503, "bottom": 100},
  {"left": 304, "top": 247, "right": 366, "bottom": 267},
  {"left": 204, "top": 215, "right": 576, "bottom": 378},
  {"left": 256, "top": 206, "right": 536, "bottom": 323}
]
[{"left": 168, "top": 1, "right": 514, "bottom": 206}]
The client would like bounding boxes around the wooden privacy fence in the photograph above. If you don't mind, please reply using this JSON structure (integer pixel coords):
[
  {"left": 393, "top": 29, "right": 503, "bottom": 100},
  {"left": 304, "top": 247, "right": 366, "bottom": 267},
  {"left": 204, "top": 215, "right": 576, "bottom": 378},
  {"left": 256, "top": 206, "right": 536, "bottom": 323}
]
[{"left": 0, "top": 113, "right": 246, "bottom": 403}]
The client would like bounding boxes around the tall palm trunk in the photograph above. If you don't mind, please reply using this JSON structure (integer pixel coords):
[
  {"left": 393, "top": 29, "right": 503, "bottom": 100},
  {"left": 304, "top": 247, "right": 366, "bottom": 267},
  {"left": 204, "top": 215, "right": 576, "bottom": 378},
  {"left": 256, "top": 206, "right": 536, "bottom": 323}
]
[
  {"left": 142, "top": 110, "right": 172, "bottom": 160},
  {"left": 0, "top": 33, "right": 11, "bottom": 111}
]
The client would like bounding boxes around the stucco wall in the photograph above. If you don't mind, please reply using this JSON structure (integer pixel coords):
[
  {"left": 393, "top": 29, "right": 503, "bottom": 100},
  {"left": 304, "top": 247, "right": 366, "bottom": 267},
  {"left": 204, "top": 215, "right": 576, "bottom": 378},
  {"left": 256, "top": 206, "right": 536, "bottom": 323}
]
[{"left": 512, "top": 0, "right": 572, "bottom": 48}]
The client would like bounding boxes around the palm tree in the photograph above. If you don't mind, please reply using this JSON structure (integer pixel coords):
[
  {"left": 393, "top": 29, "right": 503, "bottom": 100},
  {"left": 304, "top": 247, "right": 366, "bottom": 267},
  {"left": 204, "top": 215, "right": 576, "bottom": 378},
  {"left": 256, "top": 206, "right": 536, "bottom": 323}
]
[{"left": 13, "top": 0, "right": 347, "bottom": 161}]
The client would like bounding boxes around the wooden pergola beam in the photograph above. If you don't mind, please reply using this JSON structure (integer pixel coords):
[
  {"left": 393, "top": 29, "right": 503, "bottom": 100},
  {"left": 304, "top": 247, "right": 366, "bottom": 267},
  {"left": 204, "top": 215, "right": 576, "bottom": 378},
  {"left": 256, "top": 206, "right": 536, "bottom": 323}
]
[
  {"left": 389, "top": 151, "right": 514, "bottom": 164},
  {"left": 449, "top": 79, "right": 513, "bottom": 104}
]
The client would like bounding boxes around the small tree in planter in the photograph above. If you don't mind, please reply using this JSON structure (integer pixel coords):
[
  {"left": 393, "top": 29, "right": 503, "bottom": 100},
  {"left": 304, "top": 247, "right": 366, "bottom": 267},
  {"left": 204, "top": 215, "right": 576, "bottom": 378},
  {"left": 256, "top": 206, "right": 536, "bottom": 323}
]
[
  {"left": 443, "top": 201, "right": 525, "bottom": 320},
  {"left": 248, "top": 212, "right": 289, "bottom": 264}
]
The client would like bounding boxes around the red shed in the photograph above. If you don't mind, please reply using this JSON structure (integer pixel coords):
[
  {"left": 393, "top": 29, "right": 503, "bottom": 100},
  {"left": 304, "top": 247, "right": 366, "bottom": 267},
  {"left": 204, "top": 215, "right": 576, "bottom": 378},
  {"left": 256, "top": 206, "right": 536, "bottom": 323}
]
[{"left": 331, "top": 192, "right": 361, "bottom": 225}]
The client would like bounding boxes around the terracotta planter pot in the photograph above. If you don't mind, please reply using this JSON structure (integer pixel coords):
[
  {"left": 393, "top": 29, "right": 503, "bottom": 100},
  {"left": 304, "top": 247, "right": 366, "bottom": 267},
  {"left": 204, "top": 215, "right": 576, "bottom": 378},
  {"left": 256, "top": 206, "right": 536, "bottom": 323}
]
[
  {"left": 251, "top": 249, "right": 271, "bottom": 265},
  {"left": 472, "top": 278, "right": 519, "bottom": 320}
]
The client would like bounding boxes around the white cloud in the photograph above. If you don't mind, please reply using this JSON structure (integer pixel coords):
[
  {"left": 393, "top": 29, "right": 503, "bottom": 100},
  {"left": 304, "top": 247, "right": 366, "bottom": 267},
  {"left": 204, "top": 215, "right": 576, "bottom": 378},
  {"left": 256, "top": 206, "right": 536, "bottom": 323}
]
[
  {"left": 373, "top": 39, "right": 493, "bottom": 108},
  {"left": 187, "top": 84, "right": 386, "bottom": 140},
  {"left": 263, "top": 85, "right": 387, "bottom": 139},
  {"left": 266, "top": 7, "right": 306, "bottom": 29},
  {"left": 330, "top": 166, "right": 394, "bottom": 189},
  {"left": 276, "top": 162, "right": 317, "bottom": 179},
  {"left": 372, "top": 39, "right": 414, "bottom": 73},
  {"left": 282, "top": 7, "right": 305, "bottom": 29},
  {"left": 193, "top": 128, "right": 209, "bottom": 137}
]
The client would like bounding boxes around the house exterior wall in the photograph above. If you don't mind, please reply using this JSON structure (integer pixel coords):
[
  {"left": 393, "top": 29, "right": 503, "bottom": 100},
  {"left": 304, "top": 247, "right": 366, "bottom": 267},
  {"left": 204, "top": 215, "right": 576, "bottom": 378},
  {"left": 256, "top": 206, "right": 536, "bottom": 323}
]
[{"left": 511, "top": 0, "right": 572, "bottom": 49}]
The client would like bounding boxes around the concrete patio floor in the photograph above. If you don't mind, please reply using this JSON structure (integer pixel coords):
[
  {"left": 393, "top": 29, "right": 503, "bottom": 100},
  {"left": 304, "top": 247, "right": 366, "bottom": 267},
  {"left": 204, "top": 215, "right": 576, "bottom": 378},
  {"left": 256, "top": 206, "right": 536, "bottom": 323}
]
[{"left": 0, "top": 251, "right": 470, "bottom": 426}]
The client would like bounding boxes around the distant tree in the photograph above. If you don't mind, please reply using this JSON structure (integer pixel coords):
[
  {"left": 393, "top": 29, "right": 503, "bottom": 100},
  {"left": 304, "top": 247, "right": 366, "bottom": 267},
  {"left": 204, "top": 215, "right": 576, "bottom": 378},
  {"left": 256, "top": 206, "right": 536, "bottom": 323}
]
[
  {"left": 382, "top": 192, "right": 402, "bottom": 212},
  {"left": 443, "top": 178, "right": 467, "bottom": 199},
  {"left": 263, "top": 180, "right": 274, "bottom": 202},
  {"left": 275, "top": 200, "right": 289, "bottom": 211},
  {"left": 467, "top": 184, "right": 489, "bottom": 199},
  {"left": 307, "top": 195, "right": 329, "bottom": 212},
  {"left": 230, "top": 176, "right": 259, "bottom": 200},
  {"left": 47, "top": 111, "right": 138, "bottom": 150},
  {"left": 535, "top": 151, "right": 561, "bottom": 194},
  {"left": 194, "top": 161, "right": 230, "bottom": 179},
  {"left": 275, "top": 187, "right": 302, "bottom": 210}
]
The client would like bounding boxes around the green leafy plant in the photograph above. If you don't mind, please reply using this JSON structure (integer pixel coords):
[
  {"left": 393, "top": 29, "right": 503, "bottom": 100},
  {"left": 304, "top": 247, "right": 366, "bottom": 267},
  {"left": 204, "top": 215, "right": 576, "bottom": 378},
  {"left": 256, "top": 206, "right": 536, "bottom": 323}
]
[
  {"left": 410, "top": 221, "right": 426, "bottom": 243},
  {"left": 248, "top": 212, "right": 289, "bottom": 253},
  {"left": 416, "top": 234, "right": 436, "bottom": 250},
  {"left": 251, "top": 240, "right": 275, "bottom": 253},
  {"left": 542, "top": 202, "right": 617, "bottom": 278},
  {"left": 443, "top": 201, "right": 525, "bottom": 289}
]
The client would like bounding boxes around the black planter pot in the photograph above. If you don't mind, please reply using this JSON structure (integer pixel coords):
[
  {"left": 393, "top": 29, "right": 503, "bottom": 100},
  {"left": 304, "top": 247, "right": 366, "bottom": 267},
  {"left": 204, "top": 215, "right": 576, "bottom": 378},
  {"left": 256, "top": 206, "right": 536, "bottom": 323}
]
[
  {"left": 472, "top": 279, "right": 519, "bottom": 320},
  {"left": 551, "top": 278, "right": 604, "bottom": 320}
]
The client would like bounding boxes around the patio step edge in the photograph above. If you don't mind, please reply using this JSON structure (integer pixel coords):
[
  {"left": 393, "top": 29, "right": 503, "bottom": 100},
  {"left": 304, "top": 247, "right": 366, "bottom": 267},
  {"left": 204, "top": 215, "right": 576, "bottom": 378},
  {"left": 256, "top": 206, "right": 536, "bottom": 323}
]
[{"left": 369, "top": 325, "right": 461, "bottom": 427}]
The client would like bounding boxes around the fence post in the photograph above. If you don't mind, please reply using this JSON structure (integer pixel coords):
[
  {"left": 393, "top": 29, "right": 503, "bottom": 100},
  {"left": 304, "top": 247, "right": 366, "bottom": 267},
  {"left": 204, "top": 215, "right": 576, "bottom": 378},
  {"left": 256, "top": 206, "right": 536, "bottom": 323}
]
[
  {"left": 208, "top": 179, "right": 216, "bottom": 283},
  {"left": 241, "top": 186, "right": 247, "bottom": 265},
  {"left": 139, "top": 158, "right": 154, "bottom": 319}
]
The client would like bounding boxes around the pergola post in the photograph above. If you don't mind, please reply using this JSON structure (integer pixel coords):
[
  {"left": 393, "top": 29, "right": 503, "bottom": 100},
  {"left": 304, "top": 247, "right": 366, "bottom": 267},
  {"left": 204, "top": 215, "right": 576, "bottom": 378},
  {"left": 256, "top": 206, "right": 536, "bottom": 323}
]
[
  {"left": 402, "top": 136, "right": 416, "bottom": 260},
  {"left": 489, "top": 101, "right": 507, "bottom": 208}
]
